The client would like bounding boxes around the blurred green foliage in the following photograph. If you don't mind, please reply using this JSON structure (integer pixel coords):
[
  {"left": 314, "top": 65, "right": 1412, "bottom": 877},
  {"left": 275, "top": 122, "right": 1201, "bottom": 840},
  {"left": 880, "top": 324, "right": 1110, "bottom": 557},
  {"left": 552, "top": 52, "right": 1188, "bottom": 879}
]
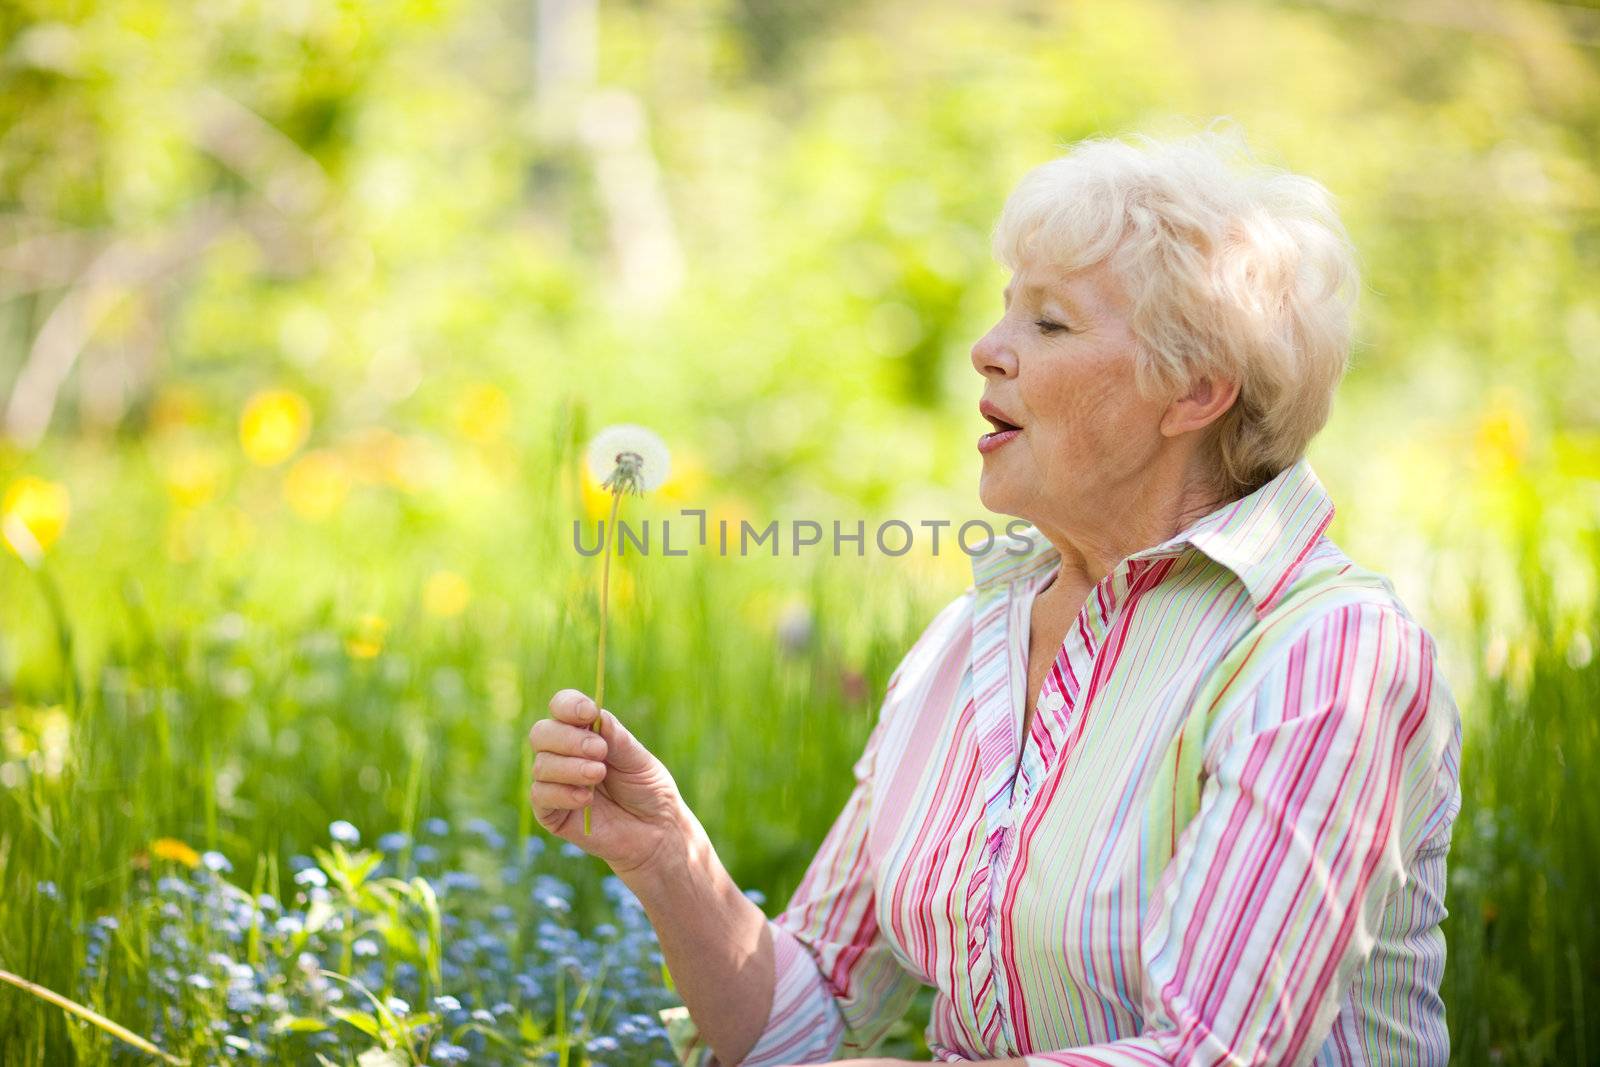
[{"left": 1, "top": 0, "right": 1598, "bottom": 1063}]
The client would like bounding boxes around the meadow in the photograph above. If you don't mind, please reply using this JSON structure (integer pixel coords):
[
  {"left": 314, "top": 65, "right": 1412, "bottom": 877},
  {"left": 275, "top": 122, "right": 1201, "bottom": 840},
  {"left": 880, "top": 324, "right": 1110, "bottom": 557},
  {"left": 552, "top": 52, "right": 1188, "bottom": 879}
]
[{"left": 3, "top": 0, "right": 1600, "bottom": 1063}]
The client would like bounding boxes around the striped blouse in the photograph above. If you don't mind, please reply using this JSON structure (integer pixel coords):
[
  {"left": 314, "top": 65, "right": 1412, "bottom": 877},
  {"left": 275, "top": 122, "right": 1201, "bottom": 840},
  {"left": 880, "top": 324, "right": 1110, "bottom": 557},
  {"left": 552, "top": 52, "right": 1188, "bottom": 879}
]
[{"left": 661, "top": 456, "right": 1464, "bottom": 1066}]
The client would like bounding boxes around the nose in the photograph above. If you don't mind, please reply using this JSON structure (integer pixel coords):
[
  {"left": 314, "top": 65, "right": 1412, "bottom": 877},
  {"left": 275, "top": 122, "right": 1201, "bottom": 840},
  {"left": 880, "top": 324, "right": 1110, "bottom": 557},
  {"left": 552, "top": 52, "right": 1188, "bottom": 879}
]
[{"left": 970, "top": 320, "right": 1017, "bottom": 380}]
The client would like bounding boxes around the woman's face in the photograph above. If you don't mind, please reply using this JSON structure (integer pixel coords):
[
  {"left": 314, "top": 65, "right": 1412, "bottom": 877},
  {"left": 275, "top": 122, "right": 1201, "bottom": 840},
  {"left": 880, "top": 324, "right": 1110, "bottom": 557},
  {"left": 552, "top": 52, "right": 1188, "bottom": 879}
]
[{"left": 969, "top": 254, "right": 1172, "bottom": 533}]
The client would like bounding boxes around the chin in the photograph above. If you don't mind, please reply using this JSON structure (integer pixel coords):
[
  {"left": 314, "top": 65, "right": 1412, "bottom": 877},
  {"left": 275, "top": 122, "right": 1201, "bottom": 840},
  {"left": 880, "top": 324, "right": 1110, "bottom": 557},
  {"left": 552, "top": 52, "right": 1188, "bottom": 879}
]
[{"left": 976, "top": 470, "right": 1020, "bottom": 519}]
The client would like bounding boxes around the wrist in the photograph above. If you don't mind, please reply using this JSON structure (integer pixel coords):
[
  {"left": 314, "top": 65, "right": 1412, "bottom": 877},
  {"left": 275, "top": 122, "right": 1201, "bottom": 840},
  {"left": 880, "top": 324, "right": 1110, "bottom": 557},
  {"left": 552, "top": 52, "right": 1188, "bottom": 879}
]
[{"left": 615, "top": 794, "right": 705, "bottom": 900}]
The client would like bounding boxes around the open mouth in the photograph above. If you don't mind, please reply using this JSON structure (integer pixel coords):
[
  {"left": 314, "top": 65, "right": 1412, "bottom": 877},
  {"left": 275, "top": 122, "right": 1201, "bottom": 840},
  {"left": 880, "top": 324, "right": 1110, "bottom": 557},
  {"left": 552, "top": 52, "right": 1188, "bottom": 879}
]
[{"left": 977, "top": 408, "right": 1022, "bottom": 454}]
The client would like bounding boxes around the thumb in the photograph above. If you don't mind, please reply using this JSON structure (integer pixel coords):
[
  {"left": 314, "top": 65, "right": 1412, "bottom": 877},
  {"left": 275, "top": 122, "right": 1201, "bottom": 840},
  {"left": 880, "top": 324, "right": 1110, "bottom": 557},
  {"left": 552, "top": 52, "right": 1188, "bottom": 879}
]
[{"left": 596, "top": 708, "right": 656, "bottom": 774}]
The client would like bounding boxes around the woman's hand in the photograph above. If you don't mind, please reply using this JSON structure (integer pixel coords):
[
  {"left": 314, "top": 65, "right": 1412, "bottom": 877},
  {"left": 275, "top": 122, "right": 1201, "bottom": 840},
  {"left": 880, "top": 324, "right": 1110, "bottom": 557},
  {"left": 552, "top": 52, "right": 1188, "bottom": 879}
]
[{"left": 528, "top": 688, "right": 689, "bottom": 883}]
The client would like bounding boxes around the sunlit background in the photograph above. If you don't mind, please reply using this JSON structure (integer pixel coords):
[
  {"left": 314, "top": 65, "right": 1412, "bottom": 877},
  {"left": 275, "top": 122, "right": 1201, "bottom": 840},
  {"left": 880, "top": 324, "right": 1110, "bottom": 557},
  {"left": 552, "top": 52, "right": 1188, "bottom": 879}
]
[{"left": 1, "top": 1, "right": 1597, "bottom": 1063}]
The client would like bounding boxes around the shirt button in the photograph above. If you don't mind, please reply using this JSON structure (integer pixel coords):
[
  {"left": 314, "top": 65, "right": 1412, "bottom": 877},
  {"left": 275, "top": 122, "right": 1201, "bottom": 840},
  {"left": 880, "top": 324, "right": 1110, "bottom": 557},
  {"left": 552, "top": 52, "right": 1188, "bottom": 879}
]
[{"left": 1039, "top": 691, "right": 1066, "bottom": 713}]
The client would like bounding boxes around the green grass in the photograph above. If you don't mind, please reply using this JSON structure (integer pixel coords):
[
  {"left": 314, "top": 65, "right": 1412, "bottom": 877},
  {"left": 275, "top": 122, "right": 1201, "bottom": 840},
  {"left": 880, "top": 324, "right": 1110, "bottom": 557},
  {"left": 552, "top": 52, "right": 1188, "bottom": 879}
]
[
  {"left": 1, "top": 456, "right": 1597, "bottom": 1063},
  {"left": 0, "top": 503, "right": 948, "bottom": 1062},
  {"left": 1439, "top": 538, "right": 1600, "bottom": 1065}
]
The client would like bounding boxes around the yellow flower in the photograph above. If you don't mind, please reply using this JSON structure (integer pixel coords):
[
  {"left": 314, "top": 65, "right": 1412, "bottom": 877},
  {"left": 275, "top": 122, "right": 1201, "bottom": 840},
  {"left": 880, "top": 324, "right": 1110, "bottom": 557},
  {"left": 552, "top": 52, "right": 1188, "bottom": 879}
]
[
  {"left": 345, "top": 613, "right": 387, "bottom": 659},
  {"left": 149, "top": 838, "right": 201, "bottom": 869},
  {"left": 1474, "top": 389, "right": 1530, "bottom": 474},
  {"left": 656, "top": 447, "right": 707, "bottom": 503},
  {"left": 283, "top": 450, "right": 351, "bottom": 520},
  {"left": 2, "top": 476, "right": 70, "bottom": 565},
  {"left": 579, "top": 467, "right": 612, "bottom": 520},
  {"left": 453, "top": 383, "right": 510, "bottom": 444},
  {"left": 161, "top": 443, "right": 225, "bottom": 508},
  {"left": 239, "top": 388, "right": 312, "bottom": 466},
  {"left": 423, "top": 570, "right": 471, "bottom": 618}
]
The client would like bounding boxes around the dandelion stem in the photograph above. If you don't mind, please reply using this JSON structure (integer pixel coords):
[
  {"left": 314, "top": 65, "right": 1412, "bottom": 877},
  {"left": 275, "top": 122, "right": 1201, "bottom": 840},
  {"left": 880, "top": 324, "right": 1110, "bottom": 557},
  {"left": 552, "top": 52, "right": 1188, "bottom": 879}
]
[
  {"left": 0, "top": 967, "right": 184, "bottom": 1064},
  {"left": 584, "top": 489, "right": 623, "bottom": 835}
]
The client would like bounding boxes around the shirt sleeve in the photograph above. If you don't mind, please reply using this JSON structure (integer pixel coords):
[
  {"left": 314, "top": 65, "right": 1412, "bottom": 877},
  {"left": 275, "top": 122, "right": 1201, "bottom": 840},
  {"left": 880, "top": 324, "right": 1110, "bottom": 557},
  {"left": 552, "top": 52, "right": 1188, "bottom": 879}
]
[
  {"left": 1022, "top": 601, "right": 1463, "bottom": 1067},
  {"left": 662, "top": 594, "right": 973, "bottom": 1067}
]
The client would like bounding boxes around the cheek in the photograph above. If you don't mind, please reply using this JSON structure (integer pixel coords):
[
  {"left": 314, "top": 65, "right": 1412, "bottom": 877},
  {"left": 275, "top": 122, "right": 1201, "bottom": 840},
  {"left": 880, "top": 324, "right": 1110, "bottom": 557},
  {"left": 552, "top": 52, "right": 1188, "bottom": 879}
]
[
  {"left": 1031, "top": 366, "right": 1115, "bottom": 444},
  {"left": 1029, "top": 360, "right": 1147, "bottom": 459}
]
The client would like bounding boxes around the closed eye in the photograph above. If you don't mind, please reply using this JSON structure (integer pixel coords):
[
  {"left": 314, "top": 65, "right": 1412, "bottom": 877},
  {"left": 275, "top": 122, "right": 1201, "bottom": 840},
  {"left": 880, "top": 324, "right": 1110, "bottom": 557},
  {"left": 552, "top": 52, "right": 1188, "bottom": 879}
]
[{"left": 1035, "top": 319, "right": 1067, "bottom": 334}]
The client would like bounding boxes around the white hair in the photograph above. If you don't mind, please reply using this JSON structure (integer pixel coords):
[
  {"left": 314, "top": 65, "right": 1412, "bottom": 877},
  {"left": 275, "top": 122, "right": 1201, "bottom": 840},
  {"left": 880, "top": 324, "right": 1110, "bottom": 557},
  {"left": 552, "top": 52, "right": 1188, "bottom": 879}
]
[{"left": 989, "top": 118, "right": 1362, "bottom": 498}]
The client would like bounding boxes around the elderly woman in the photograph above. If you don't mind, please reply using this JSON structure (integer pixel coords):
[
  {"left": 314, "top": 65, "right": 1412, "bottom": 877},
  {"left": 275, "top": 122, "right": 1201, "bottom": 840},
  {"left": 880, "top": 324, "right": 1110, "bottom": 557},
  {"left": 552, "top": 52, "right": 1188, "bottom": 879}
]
[{"left": 528, "top": 125, "right": 1463, "bottom": 1066}]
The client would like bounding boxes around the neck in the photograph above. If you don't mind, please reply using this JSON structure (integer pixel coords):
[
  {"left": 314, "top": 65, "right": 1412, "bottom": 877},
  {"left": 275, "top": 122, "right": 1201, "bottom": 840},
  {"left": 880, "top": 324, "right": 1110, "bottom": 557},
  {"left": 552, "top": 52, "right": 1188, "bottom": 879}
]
[{"left": 1031, "top": 449, "right": 1231, "bottom": 594}]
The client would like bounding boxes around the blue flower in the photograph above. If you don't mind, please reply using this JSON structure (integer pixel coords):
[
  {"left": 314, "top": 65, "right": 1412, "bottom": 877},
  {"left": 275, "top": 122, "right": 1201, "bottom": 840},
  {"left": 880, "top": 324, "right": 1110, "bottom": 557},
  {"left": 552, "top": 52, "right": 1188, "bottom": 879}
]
[
  {"left": 201, "top": 851, "right": 233, "bottom": 874},
  {"left": 377, "top": 831, "right": 412, "bottom": 853},
  {"left": 329, "top": 820, "right": 361, "bottom": 845},
  {"left": 423, "top": 817, "right": 450, "bottom": 837},
  {"left": 293, "top": 868, "right": 328, "bottom": 888},
  {"left": 441, "top": 871, "right": 480, "bottom": 892},
  {"left": 431, "top": 1042, "right": 471, "bottom": 1064},
  {"left": 226, "top": 987, "right": 263, "bottom": 1013}
]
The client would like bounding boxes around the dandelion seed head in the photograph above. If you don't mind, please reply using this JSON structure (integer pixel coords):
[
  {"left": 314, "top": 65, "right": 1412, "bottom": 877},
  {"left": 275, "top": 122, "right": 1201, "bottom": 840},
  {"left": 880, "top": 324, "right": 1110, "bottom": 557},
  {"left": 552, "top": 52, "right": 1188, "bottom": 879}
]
[{"left": 586, "top": 424, "right": 671, "bottom": 494}]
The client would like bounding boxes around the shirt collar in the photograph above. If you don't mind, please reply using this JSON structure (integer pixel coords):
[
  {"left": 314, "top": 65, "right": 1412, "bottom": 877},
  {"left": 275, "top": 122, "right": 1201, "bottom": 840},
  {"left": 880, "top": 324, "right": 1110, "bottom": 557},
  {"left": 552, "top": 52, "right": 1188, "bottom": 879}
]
[{"left": 970, "top": 455, "right": 1336, "bottom": 618}]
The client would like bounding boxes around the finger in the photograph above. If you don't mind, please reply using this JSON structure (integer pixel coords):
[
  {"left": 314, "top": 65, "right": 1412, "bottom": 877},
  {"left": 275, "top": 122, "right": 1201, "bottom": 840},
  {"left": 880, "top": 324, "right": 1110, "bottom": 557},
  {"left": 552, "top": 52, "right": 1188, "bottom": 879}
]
[
  {"left": 529, "top": 719, "right": 609, "bottom": 760},
  {"left": 594, "top": 708, "right": 651, "bottom": 773},
  {"left": 548, "top": 688, "right": 600, "bottom": 727},
  {"left": 530, "top": 779, "right": 594, "bottom": 810},
  {"left": 531, "top": 751, "right": 608, "bottom": 787}
]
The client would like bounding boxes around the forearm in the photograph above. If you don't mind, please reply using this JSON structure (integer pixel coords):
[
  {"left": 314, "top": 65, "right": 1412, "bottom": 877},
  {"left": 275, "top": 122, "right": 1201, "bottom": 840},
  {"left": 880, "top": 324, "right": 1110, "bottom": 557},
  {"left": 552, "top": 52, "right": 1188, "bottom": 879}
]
[{"left": 623, "top": 798, "right": 775, "bottom": 1067}]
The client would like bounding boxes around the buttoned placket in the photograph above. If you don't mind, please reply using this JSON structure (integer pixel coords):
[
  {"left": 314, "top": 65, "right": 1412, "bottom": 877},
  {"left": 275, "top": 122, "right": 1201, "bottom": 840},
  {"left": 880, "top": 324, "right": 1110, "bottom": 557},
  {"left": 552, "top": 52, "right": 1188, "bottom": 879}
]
[{"left": 967, "top": 549, "right": 1182, "bottom": 1052}]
